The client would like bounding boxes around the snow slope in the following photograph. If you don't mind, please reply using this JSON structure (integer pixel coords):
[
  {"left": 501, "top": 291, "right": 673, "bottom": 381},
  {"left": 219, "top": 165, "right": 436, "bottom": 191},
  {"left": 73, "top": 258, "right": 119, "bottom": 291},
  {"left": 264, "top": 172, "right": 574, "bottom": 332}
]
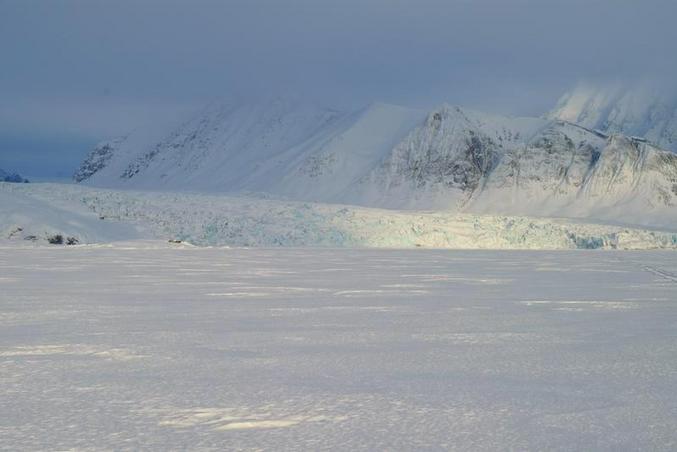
[
  {"left": 0, "top": 184, "right": 143, "bottom": 244},
  {"left": 251, "top": 102, "right": 426, "bottom": 203},
  {"left": 548, "top": 82, "right": 677, "bottom": 152},
  {"left": 74, "top": 98, "right": 677, "bottom": 229},
  {"left": 2, "top": 183, "right": 676, "bottom": 249},
  {"left": 79, "top": 98, "right": 349, "bottom": 191},
  {"left": 3, "top": 246, "right": 677, "bottom": 449}
]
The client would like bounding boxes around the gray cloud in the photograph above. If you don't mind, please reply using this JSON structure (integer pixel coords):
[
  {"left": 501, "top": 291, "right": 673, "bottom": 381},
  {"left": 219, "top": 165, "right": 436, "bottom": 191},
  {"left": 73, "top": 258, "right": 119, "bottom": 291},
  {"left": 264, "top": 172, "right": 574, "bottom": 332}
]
[{"left": 2, "top": 0, "right": 677, "bottom": 176}]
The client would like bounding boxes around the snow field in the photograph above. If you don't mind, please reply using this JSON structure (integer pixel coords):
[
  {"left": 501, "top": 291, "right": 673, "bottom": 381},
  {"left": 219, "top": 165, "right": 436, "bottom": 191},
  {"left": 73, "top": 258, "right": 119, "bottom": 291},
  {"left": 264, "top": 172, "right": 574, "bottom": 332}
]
[{"left": 1, "top": 246, "right": 677, "bottom": 449}]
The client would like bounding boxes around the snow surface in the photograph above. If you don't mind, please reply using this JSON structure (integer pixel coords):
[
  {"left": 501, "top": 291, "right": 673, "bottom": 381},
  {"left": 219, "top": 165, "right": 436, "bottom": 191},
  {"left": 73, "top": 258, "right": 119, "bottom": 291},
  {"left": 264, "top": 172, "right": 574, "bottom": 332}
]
[
  {"left": 2, "top": 182, "right": 677, "bottom": 250},
  {"left": 0, "top": 186, "right": 143, "bottom": 244},
  {"left": 2, "top": 244, "right": 677, "bottom": 449}
]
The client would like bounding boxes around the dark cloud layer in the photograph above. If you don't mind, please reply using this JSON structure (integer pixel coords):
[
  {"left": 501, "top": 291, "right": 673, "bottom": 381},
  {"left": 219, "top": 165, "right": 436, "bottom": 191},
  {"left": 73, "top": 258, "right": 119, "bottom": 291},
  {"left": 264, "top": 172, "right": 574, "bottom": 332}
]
[{"left": 2, "top": 0, "right": 676, "bottom": 176}]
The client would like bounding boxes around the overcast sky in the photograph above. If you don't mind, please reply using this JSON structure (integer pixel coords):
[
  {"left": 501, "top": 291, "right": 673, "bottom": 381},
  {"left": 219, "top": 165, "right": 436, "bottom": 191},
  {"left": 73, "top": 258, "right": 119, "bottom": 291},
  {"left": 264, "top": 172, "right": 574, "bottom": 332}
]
[{"left": 2, "top": 0, "right": 676, "bottom": 178}]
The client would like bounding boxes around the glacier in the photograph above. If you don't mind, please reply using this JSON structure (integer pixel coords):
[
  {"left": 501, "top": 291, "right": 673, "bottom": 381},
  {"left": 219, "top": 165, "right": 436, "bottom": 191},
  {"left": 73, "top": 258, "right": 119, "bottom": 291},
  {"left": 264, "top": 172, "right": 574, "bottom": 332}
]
[{"left": 2, "top": 182, "right": 676, "bottom": 250}]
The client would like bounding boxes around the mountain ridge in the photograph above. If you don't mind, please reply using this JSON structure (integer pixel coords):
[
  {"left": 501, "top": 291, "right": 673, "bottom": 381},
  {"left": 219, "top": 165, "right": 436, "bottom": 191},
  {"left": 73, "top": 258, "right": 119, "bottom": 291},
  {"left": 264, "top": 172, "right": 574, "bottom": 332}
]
[
  {"left": 547, "top": 82, "right": 677, "bottom": 152},
  {"left": 73, "top": 93, "right": 677, "bottom": 229}
]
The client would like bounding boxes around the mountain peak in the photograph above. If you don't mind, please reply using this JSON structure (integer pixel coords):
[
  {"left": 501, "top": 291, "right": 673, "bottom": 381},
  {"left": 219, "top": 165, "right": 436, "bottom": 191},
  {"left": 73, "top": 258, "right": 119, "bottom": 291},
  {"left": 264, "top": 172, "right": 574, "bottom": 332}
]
[{"left": 548, "top": 82, "right": 677, "bottom": 152}]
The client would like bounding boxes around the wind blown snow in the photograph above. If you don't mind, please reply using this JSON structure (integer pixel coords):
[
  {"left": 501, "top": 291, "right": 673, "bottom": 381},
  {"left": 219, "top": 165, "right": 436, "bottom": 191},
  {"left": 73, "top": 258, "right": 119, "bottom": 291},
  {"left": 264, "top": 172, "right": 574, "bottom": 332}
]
[{"left": 1, "top": 245, "right": 677, "bottom": 449}]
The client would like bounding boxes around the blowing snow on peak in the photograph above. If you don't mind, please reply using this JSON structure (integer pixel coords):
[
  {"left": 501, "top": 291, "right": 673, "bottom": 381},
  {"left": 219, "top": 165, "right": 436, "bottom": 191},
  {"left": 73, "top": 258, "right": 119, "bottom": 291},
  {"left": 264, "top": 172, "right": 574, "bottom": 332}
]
[{"left": 547, "top": 82, "right": 677, "bottom": 152}]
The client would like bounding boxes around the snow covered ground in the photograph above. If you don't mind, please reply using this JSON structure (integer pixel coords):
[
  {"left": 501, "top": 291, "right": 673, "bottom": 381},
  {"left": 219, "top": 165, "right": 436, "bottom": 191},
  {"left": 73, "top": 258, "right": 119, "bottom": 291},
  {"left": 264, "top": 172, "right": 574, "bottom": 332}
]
[{"left": 1, "top": 244, "right": 677, "bottom": 449}]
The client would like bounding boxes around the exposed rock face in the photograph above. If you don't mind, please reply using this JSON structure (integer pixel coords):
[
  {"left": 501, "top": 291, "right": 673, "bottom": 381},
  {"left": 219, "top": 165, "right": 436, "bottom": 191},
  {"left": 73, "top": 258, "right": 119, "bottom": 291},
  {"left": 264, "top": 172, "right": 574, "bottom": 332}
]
[
  {"left": 347, "top": 106, "right": 677, "bottom": 219},
  {"left": 348, "top": 105, "right": 545, "bottom": 209},
  {"left": 73, "top": 137, "right": 125, "bottom": 183},
  {"left": 469, "top": 123, "right": 677, "bottom": 227},
  {"left": 487, "top": 124, "right": 602, "bottom": 195},
  {"left": 379, "top": 108, "right": 499, "bottom": 192}
]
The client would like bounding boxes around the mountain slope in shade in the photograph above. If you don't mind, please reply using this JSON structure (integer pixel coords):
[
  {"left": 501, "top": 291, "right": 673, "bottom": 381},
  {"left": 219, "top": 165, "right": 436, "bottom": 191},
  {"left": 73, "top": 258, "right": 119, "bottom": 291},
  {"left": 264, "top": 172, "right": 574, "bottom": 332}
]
[
  {"left": 74, "top": 98, "right": 677, "bottom": 229},
  {"left": 78, "top": 98, "right": 348, "bottom": 191},
  {"left": 470, "top": 124, "right": 677, "bottom": 228},
  {"left": 73, "top": 138, "right": 125, "bottom": 183},
  {"left": 346, "top": 106, "right": 677, "bottom": 228},
  {"left": 0, "top": 168, "right": 29, "bottom": 183},
  {"left": 547, "top": 83, "right": 677, "bottom": 152},
  {"left": 351, "top": 105, "right": 547, "bottom": 209},
  {"left": 252, "top": 102, "right": 427, "bottom": 202}
]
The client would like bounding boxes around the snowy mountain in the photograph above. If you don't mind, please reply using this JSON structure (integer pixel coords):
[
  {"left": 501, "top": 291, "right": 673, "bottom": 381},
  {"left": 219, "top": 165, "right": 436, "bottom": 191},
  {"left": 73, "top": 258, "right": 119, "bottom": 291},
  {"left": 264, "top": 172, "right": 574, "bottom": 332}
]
[
  {"left": 77, "top": 98, "right": 350, "bottom": 190},
  {"left": 0, "top": 168, "right": 29, "bottom": 183},
  {"left": 352, "top": 106, "right": 545, "bottom": 209},
  {"left": 466, "top": 117, "right": 677, "bottom": 227},
  {"left": 74, "top": 97, "right": 677, "bottom": 229},
  {"left": 547, "top": 83, "right": 677, "bottom": 152}
]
